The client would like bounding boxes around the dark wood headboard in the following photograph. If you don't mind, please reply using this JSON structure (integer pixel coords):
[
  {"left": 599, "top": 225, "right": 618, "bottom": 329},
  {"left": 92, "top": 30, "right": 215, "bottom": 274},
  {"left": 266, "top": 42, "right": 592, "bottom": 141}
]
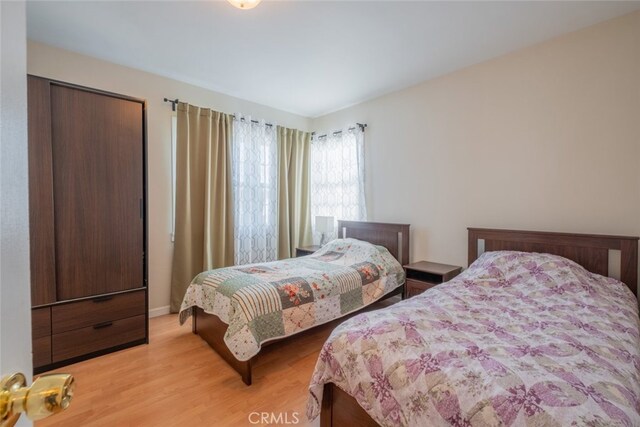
[
  {"left": 468, "top": 228, "right": 639, "bottom": 295},
  {"left": 338, "top": 221, "right": 410, "bottom": 266}
]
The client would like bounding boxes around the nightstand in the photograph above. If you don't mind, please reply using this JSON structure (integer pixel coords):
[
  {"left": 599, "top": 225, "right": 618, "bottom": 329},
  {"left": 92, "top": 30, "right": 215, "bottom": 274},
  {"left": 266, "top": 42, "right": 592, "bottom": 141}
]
[
  {"left": 403, "top": 261, "right": 462, "bottom": 298},
  {"left": 295, "top": 245, "right": 321, "bottom": 257}
]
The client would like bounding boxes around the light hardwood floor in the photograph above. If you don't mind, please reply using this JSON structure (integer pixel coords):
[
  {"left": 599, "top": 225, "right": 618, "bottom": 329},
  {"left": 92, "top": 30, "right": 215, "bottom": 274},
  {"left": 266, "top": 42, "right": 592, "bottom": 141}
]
[{"left": 38, "top": 299, "right": 397, "bottom": 427}]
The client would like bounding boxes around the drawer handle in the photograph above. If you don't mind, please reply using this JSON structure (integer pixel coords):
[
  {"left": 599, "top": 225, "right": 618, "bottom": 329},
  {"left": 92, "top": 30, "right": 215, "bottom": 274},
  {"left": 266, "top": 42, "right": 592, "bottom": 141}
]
[
  {"left": 93, "top": 296, "right": 113, "bottom": 303},
  {"left": 93, "top": 321, "right": 113, "bottom": 330}
]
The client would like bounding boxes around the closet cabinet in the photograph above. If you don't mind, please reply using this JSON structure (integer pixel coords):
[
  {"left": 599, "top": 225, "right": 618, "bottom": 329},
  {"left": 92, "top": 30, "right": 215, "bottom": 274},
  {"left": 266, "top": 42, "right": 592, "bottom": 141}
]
[{"left": 28, "top": 76, "right": 148, "bottom": 372}]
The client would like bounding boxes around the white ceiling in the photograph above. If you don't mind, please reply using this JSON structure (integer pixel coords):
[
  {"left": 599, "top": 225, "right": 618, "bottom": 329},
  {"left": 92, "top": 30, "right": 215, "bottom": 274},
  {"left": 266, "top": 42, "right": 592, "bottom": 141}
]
[{"left": 27, "top": 1, "right": 640, "bottom": 118}]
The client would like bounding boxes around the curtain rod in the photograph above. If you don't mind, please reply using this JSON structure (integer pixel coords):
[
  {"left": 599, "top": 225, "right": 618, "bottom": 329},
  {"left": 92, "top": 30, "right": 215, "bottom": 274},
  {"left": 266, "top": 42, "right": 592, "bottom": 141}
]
[
  {"left": 164, "top": 97, "right": 180, "bottom": 111},
  {"left": 311, "top": 123, "right": 367, "bottom": 139},
  {"left": 164, "top": 97, "right": 274, "bottom": 126},
  {"left": 163, "top": 98, "right": 367, "bottom": 135}
]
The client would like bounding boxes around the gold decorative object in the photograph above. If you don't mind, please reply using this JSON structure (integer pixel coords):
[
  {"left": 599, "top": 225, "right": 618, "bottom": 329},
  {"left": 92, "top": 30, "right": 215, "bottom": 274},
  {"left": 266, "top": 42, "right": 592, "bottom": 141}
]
[{"left": 0, "top": 373, "right": 74, "bottom": 427}]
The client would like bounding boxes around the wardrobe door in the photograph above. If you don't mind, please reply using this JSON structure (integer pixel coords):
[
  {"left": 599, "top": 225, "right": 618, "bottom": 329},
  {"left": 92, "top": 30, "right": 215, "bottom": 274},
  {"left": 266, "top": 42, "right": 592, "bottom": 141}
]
[
  {"left": 50, "top": 84, "right": 144, "bottom": 300},
  {"left": 28, "top": 76, "right": 57, "bottom": 306}
]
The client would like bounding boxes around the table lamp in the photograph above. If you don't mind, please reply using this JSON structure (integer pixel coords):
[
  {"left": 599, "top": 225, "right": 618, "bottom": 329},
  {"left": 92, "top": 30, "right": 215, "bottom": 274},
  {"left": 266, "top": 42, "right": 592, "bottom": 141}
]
[{"left": 316, "top": 216, "right": 335, "bottom": 246}]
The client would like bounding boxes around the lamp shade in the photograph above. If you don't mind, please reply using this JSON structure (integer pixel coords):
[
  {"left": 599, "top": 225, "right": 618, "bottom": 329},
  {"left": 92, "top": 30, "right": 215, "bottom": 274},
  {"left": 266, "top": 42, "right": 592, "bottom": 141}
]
[
  {"left": 315, "top": 216, "right": 335, "bottom": 233},
  {"left": 227, "top": 0, "right": 262, "bottom": 10}
]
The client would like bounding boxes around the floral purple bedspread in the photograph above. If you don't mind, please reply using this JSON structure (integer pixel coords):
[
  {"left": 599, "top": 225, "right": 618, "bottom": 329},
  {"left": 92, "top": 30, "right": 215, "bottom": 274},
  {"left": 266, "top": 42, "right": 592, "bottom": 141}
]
[{"left": 307, "top": 251, "right": 640, "bottom": 426}]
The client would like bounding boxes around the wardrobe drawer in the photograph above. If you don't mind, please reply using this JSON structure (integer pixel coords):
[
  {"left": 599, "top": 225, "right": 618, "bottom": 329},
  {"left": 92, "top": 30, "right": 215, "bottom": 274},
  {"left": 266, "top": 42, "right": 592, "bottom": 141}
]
[
  {"left": 33, "top": 336, "right": 52, "bottom": 368},
  {"left": 52, "top": 289, "right": 146, "bottom": 334},
  {"left": 32, "top": 307, "right": 51, "bottom": 338},
  {"left": 52, "top": 314, "right": 145, "bottom": 362}
]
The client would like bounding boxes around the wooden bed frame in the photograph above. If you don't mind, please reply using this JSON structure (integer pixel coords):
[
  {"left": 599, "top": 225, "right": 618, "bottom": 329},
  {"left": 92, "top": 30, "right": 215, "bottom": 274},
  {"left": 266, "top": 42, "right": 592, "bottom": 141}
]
[
  {"left": 320, "top": 227, "right": 639, "bottom": 427},
  {"left": 191, "top": 220, "right": 410, "bottom": 385}
]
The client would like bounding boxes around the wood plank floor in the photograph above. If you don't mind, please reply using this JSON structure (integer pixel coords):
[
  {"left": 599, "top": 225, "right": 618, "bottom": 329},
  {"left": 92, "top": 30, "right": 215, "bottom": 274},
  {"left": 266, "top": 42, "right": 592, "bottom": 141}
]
[{"left": 38, "top": 298, "right": 397, "bottom": 427}]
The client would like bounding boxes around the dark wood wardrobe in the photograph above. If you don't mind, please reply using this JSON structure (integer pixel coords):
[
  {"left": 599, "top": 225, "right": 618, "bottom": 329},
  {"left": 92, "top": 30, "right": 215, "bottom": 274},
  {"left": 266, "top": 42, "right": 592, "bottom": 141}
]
[{"left": 28, "top": 76, "right": 148, "bottom": 373}]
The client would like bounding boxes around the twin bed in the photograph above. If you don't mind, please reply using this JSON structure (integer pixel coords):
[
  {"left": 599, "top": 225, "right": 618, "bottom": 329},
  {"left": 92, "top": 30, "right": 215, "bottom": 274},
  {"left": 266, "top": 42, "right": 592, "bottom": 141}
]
[
  {"left": 311, "top": 228, "right": 640, "bottom": 426},
  {"left": 179, "top": 223, "right": 640, "bottom": 426},
  {"left": 179, "top": 221, "right": 410, "bottom": 385}
]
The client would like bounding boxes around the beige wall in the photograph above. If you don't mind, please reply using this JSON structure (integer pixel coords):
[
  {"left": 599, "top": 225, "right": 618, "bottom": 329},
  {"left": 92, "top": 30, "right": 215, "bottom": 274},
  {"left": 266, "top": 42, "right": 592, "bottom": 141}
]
[
  {"left": 27, "top": 9, "right": 640, "bottom": 310},
  {"left": 27, "top": 41, "right": 311, "bottom": 314},
  {"left": 312, "top": 11, "right": 640, "bottom": 292}
]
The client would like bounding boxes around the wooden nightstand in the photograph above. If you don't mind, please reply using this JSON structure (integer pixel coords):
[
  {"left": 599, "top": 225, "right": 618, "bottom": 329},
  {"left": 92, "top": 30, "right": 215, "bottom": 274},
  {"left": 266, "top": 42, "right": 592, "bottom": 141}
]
[
  {"left": 295, "top": 245, "right": 321, "bottom": 257},
  {"left": 403, "top": 261, "right": 462, "bottom": 298}
]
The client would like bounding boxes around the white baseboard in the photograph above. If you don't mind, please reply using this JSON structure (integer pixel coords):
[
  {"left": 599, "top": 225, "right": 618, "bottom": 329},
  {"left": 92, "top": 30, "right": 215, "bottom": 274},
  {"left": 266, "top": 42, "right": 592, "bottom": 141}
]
[{"left": 149, "top": 305, "right": 171, "bottom": 318}]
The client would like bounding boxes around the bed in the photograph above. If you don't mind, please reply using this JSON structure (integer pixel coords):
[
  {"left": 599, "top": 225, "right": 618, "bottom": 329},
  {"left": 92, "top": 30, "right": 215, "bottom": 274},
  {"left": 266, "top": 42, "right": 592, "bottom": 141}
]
[
  {"left": 309, "top": 228, "right": 640, "bottom": 426},
  {"left": 179, "top": 220, "right": 410, "bottom": 385}
]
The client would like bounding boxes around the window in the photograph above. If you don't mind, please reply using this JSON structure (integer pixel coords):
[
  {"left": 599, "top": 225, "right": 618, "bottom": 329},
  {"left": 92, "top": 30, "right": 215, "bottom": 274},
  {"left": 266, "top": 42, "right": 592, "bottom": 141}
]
[
  {"left": 310, "top": 126, "right": 367, "bottom": 243},
  {"left": 171, "top": 112, "right": 367, "bottom": 254},
  {"left": 232, "top": 117, "right": 278, "bottom": 265}
]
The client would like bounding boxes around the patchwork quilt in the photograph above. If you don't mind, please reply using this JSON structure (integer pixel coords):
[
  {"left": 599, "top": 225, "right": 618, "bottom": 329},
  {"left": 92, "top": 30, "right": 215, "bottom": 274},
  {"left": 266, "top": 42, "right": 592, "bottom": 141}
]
[
  {"left": 179, "top": 238, "right": 404, "bottom": 361},
  {"left": 307, "top": 251, "right": 640, "bottom": 426}
]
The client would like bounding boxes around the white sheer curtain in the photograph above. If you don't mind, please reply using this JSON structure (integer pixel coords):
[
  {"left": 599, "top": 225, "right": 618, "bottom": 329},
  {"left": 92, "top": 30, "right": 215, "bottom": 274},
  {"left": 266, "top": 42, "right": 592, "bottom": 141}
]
[
  {"left": 310, "top": 126, "right": 367, "bottom": 244},
  {"left": 232, "top": 116, "right": 278, "bottom": 264}
]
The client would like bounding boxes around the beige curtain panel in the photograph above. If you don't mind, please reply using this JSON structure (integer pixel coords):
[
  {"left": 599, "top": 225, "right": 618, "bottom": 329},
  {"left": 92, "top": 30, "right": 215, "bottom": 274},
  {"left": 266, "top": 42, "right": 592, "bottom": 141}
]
[
  {"left": 277, "top": 126, "right": 313, "bottom": 259},
  {"left": 170, "top": 103, "right": 235, "bottom": 312}
]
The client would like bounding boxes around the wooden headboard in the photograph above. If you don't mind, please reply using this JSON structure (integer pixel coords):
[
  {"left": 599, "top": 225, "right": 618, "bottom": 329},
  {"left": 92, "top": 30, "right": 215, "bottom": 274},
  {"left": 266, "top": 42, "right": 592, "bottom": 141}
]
[
  {"left": 338, "top": 221, "right": 410, "bottom": 266},
  {"left": 468, "top": 228, "right": 639, "bottom": 294}
]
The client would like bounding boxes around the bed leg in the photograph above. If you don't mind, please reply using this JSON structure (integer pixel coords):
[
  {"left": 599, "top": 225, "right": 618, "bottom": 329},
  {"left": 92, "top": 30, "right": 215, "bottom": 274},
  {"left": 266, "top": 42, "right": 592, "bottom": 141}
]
[
  {"left": 241, "top": 359, "right": 252, "bottom": 386},
  {"left": 192, "top": 308, "right": 198, "bottom": 334},
  {"left": 320, "top": 383, "right": 334, "bottom": 427}
]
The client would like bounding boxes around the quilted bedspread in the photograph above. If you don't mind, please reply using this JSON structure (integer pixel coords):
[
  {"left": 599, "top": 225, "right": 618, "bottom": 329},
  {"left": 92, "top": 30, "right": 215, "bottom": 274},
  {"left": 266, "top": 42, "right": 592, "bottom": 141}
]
[
  {"left": 179, "top": 238, "right": 404, "bottom": 361},
  {"left": 307, "top": 251, "right": 640, "bottom": 426}
]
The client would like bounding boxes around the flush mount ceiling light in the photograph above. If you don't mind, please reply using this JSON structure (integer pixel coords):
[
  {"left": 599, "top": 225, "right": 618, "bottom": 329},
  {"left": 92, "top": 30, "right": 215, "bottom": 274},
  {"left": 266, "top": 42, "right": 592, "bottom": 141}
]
[{"left": 227, "top": 0, "right": 262, "bottom": 10}]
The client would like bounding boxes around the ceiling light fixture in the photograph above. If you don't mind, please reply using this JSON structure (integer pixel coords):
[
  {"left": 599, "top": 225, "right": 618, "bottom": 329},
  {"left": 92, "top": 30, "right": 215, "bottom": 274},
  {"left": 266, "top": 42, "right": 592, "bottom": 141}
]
[{"left": 227, "top": 0, "right": 262, "bottom": 10}]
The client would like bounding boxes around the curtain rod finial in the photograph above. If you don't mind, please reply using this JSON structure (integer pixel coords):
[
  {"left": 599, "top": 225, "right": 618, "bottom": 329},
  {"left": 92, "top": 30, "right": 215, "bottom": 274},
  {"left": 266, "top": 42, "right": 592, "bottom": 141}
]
[{"left": 164, "top": 97, "right": 179, "bottom": 112}]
